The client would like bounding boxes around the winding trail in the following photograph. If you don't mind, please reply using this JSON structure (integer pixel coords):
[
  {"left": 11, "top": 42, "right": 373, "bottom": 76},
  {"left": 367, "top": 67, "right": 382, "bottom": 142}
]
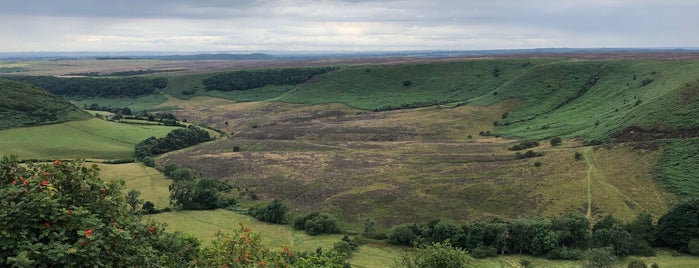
[{"left": 582, "top": 147, "right": 594, "bottom": 219}]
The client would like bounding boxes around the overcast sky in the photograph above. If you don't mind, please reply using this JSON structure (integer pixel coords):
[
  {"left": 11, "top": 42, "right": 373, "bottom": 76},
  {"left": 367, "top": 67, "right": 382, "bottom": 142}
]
[{"left": 1, "top": 0, "right": 697, "bottom": 52}]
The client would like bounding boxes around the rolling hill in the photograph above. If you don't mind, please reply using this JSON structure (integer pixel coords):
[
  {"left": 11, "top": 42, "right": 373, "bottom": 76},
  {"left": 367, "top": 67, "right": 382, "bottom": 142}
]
[
  {"left": 0, "top": 79, "right": 88, "bottom": 129},
  {"left": 148, "top": 56, "right": 699, "bottom": 229}
]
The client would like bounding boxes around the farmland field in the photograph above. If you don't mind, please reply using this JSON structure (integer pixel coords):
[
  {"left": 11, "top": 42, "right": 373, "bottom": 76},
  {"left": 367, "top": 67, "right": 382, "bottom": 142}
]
[{"left": 0, "top": 118, "right": 179, "bottom": 160}]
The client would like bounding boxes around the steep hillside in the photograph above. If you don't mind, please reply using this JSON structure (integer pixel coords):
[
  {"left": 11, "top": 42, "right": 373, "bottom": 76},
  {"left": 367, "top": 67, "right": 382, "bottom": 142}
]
[
  {"left": 474, "top": 60, "right": 699, "bottom": 142},
  {"left": 273, "top": 59, "right": 699, "bottom": 142},
  {"left": 0, "top": 79, "right": 88, "bottom": 129}
]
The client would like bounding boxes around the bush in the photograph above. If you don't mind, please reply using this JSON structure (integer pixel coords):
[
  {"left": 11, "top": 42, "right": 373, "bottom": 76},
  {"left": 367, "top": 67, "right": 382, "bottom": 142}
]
[
  {"left": 387, "top": 224, "right": 419, "bottom": 245},
  {"left": 141, "top": 156, "right": 156, "bottom": 167},
  {"left": 509, "top": 140, "right": 540, "bottom": 151},
  {"left": 689, "top": 238, "right": 699, "bottom": 256},
  {"left": 0, "top": 157, "right": 166, "bottom": 266},
  {"left": 550, "top": 137, "right": 562, "bottom": 146},
  {"left": 403, "top": 80, "right": 413, "bottom": 86},
  {"left": 627, "top": 258, "right": 648, "bottom": 268},
  {"left": 584, "top": 247, "right": 616, "bottom": 268},
  {"left": 395, "top": 241, "right": 472, "bottom": 268},
  {"left": 575, "top": 152, "right": 583, "bottom": 160},
  {"left": 249, "top": 199, "right": 288, "bottom": 224},
  {"left": 293, "top": 212, "right": 341, "bottom": 235}
]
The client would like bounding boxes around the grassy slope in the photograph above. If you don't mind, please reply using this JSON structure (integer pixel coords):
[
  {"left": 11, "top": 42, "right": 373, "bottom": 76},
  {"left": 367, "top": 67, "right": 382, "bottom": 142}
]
[
  {"left": 277, "top": 59, "right": 545, "bottom": 110},
  {"left": 258, "top": 59, "right": 698, "bottom": 142},
  {"left": 71, "top": 94, "right": 168, "bottom": 113},
  {"left": 0, "top": 118, "right": 179, "bottom": 160},
  {"left": 0, "top": 79, "right": 89, "bottom": 129},
  {"left": 655, "top": 138, "right": 699, "bottom": 200},
  {"left": 106, "top": 161, "right": 696, "bottom": 268},
  {"left": 474, "top": 60, "right": 699, "bottom": 140}
]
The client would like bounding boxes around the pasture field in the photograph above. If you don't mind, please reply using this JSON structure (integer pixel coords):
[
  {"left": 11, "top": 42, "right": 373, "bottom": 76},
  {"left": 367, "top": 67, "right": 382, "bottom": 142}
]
[
  {"left": 71, "top": 94, "right": 169, "bottom": 112},
  {"left": 98, "top": 163, "right": 172, "bottom": 209},
  {"left": 0, "top": 118, "right": 179, "bottom": 160}
]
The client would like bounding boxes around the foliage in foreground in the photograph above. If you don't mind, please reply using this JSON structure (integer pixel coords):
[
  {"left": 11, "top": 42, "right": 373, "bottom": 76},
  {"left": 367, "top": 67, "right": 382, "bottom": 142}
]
[
  {"left": 0, "top": 157, "right": 352, "bottom": 267},
  {"left": 0, "top": 157, "right": 164, "bottom": 266}
]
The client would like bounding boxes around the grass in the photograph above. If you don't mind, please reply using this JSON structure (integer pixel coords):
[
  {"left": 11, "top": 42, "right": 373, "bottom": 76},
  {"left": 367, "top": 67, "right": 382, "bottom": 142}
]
[
  {"left": 655, "top": 138, "right": 699, "bottom": 200},
  {"left": 146, "top": 209, "right": 343, "bottom": 251},
  {"left": 97, "top": 163, "right": 172, "bottom": 209},
  {"left": 70, "top": 94, "right": 168, "bottom": 113},
  {"left": 473, "top": 60, "right": 699, "bottom": 141},
  {"left": 276, "top": 59, "right": 546, "bottom": 110},
  {"left": 0, "top": 118, "right": 179, "bottom": 160}
]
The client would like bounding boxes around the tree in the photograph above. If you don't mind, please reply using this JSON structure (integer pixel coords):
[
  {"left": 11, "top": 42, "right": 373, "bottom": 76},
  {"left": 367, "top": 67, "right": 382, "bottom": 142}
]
[
  {"left": 552, "top": 213, "right": 591, "bottom": 249},
  {"left": 395, "top": 241, "right": 472, "bottom": 268},
  {"left": 656, "top": 199, "right": 699, "bottom": 252},
  {"left": 142, "top": 201, "right": 157, "bottom": 214},
  {"left": 0, "top": 157, "right": 165, "bottom": 266},
  {"left": 249, "top": 199, "right": 288, "bottom": 224},
  {"left": 125, "top": 189, "right": 144, "bottom": 214}
]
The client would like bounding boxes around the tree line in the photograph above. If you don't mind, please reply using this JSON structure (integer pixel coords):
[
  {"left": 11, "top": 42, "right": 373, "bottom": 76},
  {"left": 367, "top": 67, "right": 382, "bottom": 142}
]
[
  {"left": 5, "top": 76, "right": 167, "bottom": 98},
  {"left": 134, "top": 126, "right": 212, "bottom": 161},
  {"left": 386, "top": 206, "right": 699, "bottom": 261},
  {"left": 202, "top": 67, "right": 337, "bottom": 91}
]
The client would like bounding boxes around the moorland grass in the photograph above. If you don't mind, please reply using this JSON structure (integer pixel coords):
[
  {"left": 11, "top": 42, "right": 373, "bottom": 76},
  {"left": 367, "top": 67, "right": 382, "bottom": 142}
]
[
  {"left": 276, "top": 59, "right": 548, "bottom": 110},
  {"left": 655, "top": 138, "right": 699, "bottom": 200},
  {"left": 0, "top": 118, "right": 178, "bottom": 160}
]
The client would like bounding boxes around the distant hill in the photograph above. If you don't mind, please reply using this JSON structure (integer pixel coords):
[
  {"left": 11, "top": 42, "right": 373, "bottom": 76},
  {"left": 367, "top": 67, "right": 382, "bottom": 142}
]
[
  {"left": 273, "top": 58, "right": 699, "bottom": 143},
  {"left": 0, "top": 79, "right": 88, "bottom": 129}
]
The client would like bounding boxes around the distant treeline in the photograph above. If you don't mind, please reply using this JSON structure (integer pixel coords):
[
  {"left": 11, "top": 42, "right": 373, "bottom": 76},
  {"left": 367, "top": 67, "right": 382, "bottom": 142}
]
[
  {"left": 68, "top": 69, "right": 173, "bottom": 77},
  {"left": 386, "top": 201, "right": 699, "bottom": 260},
  {"left": 5, "top": 76, "right": 167, "bottom": 98},
  {"left": 135, "top": 126, "right": 212, "bottom": 160},
  {"left": 203, "top": 67, "right": 337, "bottom": 91}
]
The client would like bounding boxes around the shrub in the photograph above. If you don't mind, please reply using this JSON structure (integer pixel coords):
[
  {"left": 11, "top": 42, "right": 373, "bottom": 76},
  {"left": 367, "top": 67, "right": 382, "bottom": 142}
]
[
  {"left": 575, "top": 152, "right": 583, "bottom": 160},
  {"left": 395, "top": 241, "right": 472, "bottom": 268},
  {"left": 403, "top": 80, "right": 413, "bottom": 86},
  {"left": 293, "top": 212, "right": 341, "bottom": 235},
  {"left": 249, "top": 199, "right": 288, "bottom": 224},
  {"left": 584, "top": 247, "right": 616, "bottom": 268},
  {"left": 689, "top": 238, "right": 699, "bottom": 255},
  {"left": 627, "top": 258, "right": 648, "bottom": 268},
  {"left": 509, "top": 140, "right": 540, "bottom": 151},
  {"left": 534, "top": 161, "right": 542, "bottom": 167},
  {"left": 141, "top": 156, "right": 156, "bottom": 167},
  {"left": 550, "top": 137, "right": 562, "bottom": 146},
  {"left": 387, "top": 224, "right": 418, "bottom": 245},
  {"left": 0, "top": 157, "right": 166, "bottom": 266}
]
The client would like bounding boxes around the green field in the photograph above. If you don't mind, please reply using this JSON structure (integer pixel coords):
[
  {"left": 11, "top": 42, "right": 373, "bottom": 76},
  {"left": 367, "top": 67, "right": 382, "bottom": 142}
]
[
  {"left": 71, "top": 94, "right": 169, "bottom": 112},
  {"left": 98, "top": 163, "right": 172, "bottom": 209},
  {"left": 0, "top": 118, "right": 179, "bottom": 160}
]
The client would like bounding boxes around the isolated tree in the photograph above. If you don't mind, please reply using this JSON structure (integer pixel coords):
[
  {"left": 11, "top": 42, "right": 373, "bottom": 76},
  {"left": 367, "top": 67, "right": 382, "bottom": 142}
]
[
  {"left": 125, "top": 189, "right": 144, "bottom": 213},
  {"left": 250, "top": 199, "right": 288, "bottom": 224}
]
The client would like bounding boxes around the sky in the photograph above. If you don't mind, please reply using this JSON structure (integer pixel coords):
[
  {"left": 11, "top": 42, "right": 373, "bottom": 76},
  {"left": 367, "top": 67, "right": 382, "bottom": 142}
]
[{"left": 1, "top": 0, "right": 697, "bottom": 52}]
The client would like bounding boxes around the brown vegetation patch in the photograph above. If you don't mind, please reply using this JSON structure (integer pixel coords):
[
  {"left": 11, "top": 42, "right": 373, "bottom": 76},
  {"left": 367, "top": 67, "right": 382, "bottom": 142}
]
[{"left": 612, "top": 125, "right": 699, "bottom": 142}]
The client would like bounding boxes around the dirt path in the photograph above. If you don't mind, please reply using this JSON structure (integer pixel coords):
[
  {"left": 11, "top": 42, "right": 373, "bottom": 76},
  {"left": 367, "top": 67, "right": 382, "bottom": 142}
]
[{"left": 582, "top": 147, "right": 594, "bottom": 219}]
